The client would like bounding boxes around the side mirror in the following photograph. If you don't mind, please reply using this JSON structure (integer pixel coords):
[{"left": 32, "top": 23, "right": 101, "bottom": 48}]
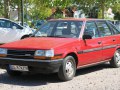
[{"left": 82, "top": 35, "right": 92, "bottom": 40}]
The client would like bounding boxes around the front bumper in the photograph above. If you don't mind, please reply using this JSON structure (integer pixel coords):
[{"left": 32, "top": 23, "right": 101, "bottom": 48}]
[{"left": 0, "top": 57, "right": 63, "bottom": 73}]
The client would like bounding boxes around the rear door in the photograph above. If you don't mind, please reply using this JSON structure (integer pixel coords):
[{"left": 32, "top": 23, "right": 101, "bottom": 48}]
[{"left": 96, "top": 21, "right": 117, "bottom": 60}]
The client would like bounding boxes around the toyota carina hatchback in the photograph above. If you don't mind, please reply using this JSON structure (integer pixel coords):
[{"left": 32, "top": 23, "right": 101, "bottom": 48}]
[{"left": 0, "top": 18, "right": 120, "bottom": 81}]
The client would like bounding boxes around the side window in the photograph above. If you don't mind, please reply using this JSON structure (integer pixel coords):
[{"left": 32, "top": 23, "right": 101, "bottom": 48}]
[
  {"left": 0, "top": 20, "right": 11, "bottom": 28},
  {"left": 4, "top": 20, "right": 11, "bottom": 28},
  {"left": 0, "top": 20, "right": 6, "bottom": 28},
  {"left": 84, "top": 21, "right": 99, "bottom": 38},
  {"left": 96, "top": 21, "right": 112, "bottom": 36},
  {"left": 11, "top": 22, "right": 23, "bottom": 29},
  {"left": 108, "top": 22, "right": 120, "bottom": 34}
]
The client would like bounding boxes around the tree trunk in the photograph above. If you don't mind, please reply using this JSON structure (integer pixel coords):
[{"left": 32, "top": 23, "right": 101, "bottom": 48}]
[
  {"left": 18, "top": 0, "right": 21, "bottom": 21},
  {"left": 101, "top": 0, "right": 105, "bottom": 19},
  {"left": 4, "top": 0, "right": 10, "bottom": 18}
]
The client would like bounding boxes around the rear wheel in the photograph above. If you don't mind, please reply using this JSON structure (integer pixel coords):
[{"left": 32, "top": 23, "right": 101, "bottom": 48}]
[
  {"left": 58, "top": 56, "right": 76, "bottom": 81},
  {"left": 110, "top": 49, "right": 120, "bottom": 68}
]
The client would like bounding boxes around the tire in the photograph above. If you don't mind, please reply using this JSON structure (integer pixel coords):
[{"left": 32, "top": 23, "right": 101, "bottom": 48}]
[
  {"left": 58, "top": 56, "right": 76, "bottom": 81},
  {"left": 6, "top": 69, "right": 22, "bottom": 77},
  {"left": 110, "top": 49, "right": 120, "bottom": 68}
]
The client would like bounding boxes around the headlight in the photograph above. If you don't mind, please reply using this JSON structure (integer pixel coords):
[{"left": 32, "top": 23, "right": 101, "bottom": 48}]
[
  {"left": 0, "top": 48, "right": 7, "bottom": 55},
  {"left": 35, "top": 50, "right": 54, "bottom": 57}
]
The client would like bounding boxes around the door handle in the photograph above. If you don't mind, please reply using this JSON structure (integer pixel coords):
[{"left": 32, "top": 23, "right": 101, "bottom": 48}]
[
  {"left": 98, "top": 41, "right": 102, "bottom": 44},
  {"left": 113, "top": 39, "right": 116, "bottom": 41}
]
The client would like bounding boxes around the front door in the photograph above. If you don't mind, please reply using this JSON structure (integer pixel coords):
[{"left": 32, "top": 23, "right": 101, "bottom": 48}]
[
  {"left": 0, "top": 19, "right": 10, "bottom": 43},
  {"left": 78, "top": 21, "right": 103, "bottom": 66}
]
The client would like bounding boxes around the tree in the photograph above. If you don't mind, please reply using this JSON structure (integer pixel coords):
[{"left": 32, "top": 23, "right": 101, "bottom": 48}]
[
  {"left": 1, "top": 0, "right": 120, "bottom": 20},
  {"left": 0, "top": 0, "right": 4, "bottom": 17},
  {"left": 10, "top": 0, "right": 21, "bottom": 20},
  {"left": 4, "top": 0, "right": 10, "bottom": 18}
]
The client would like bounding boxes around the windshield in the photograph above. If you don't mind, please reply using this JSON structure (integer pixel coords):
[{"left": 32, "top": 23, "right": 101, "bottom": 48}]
[{"left": 33, "top": 20, "right": 83, "bottom": 38}]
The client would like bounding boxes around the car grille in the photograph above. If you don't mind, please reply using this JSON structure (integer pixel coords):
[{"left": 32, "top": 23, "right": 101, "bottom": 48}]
[{"left": 7, "top": 50, "right": 35, "bottom": 59}]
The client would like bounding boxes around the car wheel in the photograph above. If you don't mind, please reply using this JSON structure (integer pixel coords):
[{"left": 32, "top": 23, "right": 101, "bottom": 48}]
[
  {"left": 6, "top": 69, "right": 22, "bottom": 77},
  {"left": 110, "top": 49, "right": 120, "bottom": 68},
  {"left": 58, "top": 56, "right": 76, "bottom": 81}
]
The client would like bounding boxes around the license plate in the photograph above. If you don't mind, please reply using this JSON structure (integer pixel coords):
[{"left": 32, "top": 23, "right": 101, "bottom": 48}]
[{"left": 9, "top": 65, "right": 29, "bottom": 71}]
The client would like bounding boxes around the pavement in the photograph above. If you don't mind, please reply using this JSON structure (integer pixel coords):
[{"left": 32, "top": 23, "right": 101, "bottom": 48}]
[{"left": 0, "top": 63, "right": 120, "bottom": 90}]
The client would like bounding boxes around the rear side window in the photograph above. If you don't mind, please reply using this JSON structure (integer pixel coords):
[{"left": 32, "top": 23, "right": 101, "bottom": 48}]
[
  {"left": 11, "top": 22, "right": 23, "bottom": 29},
  {"left": 96, "top": 21, "right": 112, "bottom": 37},
  {"left": 107, "top": 21, "right": 120, "bottom": 34}
]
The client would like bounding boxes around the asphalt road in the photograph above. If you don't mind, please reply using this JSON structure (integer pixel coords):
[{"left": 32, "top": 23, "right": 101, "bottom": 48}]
[{"left": 0, "top": 63, "right": 120, "bottom": 90}]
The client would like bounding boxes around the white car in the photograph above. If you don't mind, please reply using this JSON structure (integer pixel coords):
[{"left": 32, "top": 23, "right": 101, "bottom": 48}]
[{"left": 0, "top": 18, "right": 33, "bottom": 44}]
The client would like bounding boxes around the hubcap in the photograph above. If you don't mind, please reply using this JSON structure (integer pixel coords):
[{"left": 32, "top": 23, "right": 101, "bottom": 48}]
[
  {"left": 115, "top": 51, "right": 120, "bottom": 65},
  {"left": 65, "top": 60, "right": 74, "bottom": 78}
]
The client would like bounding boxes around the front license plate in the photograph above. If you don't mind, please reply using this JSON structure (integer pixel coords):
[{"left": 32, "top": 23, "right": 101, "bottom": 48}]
[{"left": 9, "top": 65, "right": 29, "bottom": 71}]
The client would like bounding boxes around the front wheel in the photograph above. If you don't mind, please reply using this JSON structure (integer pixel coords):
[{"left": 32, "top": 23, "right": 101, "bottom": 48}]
[
  {"left": 58, "top": 56, "right": 76, "bottom": 81},
  {"left": 110, "top": 49, "right": 120, "bottom": 68}
]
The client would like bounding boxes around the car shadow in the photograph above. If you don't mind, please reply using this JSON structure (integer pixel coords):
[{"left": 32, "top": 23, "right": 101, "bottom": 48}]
[
  {"left": 0, "top": 72, "right": 60, "bottom": 86},
  {"left": 0, "top": 63, "right": 112, "bottom": 86},
  {"left": 76, "top": 63, "right": 111, "bottom": 76}
]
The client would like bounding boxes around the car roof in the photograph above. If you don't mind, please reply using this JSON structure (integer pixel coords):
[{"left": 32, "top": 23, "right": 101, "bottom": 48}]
[
  {"left": 0, "top": 18, "right": 24, "bottom": 28},
  {"left": 49, "top": 18, "right": 107, "bottom": 22}
]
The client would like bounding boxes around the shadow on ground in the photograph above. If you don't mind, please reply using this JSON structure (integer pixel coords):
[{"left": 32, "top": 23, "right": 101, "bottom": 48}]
[
  {"left": 0, "top": 63, "right": 112, "bottom": 86},
  {"left": 76, "top": 63, "right": 111, "bottom": 76}
]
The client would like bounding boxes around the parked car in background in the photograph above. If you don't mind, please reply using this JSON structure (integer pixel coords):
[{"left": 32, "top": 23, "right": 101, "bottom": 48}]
[
  {"left": 32, "top": 20, "right": 46, "bottom": 29},
  {"left": 0, "top": 18, "right": 33, "bottom": 44},
  {"left": 17, "top": 21, "right": 30, "bottom": 29},
  {"left": 17, "top": 21, "right": 36, "bottom": 34},
  {"left": 0, "top": 18, "right": 120, "bottom": 81}
]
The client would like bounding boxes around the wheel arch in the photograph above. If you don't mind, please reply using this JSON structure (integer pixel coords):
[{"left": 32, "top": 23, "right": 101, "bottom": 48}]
[
  {"left": 21, "top": 34, "right": 30, "bottom": 39},
  {"left": 63, "top": 52, "right": 79, "bottom": 67}
]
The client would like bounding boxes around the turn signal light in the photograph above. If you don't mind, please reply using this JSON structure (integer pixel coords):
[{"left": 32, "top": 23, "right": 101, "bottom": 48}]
[
  {"left": 34, "top": 55, "right": 62, "bottom": 60},
  {"left": 0, "top": 54, "right": 7, "bottom": 57}
]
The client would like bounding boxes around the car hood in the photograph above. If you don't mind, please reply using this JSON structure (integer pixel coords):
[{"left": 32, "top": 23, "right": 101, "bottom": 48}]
[{"left": 0, "top": 37, "right": 78, "bottom": 50}]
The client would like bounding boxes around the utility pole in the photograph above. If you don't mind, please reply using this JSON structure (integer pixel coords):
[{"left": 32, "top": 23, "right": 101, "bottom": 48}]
[{"left": 21, "top": 0, "right": 24, "bottom": 26}]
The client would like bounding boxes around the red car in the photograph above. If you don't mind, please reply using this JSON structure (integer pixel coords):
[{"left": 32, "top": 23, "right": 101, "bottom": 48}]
[{"left": 0, "top": 18, "right": 120, "bottom": 81}]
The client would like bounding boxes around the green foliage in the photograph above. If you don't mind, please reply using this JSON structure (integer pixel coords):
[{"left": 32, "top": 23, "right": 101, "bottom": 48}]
[
  {"left": 54, "top": 13, "right": 64, "bottom": 19},
  {"left": 98, "top": 9, "right": 102, "bottom": 19},
  {"left": 114, "top": 12, "right": 120, "bottom": 20},
  {"left": 0, "top": 0, "right": 4, "bottom": 17},
  {"left": 0, "top": 0, "right": 120, "bottom": 20}
]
